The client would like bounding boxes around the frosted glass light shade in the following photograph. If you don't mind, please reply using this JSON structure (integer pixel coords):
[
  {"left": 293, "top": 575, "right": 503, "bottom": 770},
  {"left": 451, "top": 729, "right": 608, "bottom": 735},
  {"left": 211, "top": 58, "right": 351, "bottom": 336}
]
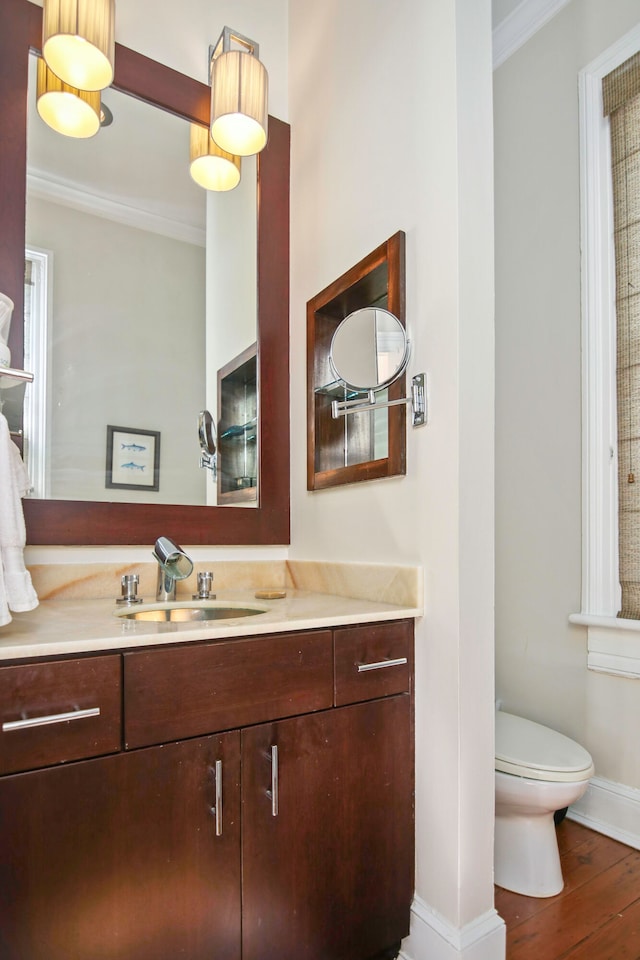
[
  {"left": 42, "top": 0, "right": 115, "bottom": 92},
  {"left": 36, "top": 57, "right": 101, "bottom": 138},
  {"left": 189, "top": 124, "right": 241, "bottom": 191},
  {"left": 210, "top": 50, "right": 268, "bottom": 157}
]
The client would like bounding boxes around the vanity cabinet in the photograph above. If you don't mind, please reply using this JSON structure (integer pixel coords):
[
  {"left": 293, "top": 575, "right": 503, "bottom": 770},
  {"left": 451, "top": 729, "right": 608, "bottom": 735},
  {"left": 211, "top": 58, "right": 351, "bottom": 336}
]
[
  {"left": 242, "top": 694, "right": 412, "bottom": 960},
  {"left": 0, "top": 734, "right": 242, "bottom": 960},
  {"left": 0, "top": 620, "right": 414, "bottom": 960}
]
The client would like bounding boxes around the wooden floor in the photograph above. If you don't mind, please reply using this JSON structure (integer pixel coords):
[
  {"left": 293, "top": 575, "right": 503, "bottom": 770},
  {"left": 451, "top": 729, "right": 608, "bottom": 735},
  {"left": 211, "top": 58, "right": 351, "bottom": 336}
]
[{"left": 495, "top": 819, "right": 640, "bottom": 960}]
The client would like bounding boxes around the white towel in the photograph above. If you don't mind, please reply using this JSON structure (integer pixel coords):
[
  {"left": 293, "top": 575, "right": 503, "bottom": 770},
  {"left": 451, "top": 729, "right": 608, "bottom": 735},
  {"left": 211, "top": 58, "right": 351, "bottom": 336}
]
[{"left": 0, "top": 413, "right": 38, "bottom": 626}]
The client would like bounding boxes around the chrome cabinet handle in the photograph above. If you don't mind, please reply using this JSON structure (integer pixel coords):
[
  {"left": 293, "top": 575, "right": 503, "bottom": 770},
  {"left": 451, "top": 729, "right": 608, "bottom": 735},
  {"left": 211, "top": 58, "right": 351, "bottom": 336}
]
[
  {"left": 212, "top": 759, "right": 223, "bottom": 837},
  {"left": 357, "top": 656, "right": 408, "bottom": 673},
  {"left": 2, "top": 706, "right": 100, "bottom": 732},
  {"left": 266, "top": 745, "right": 279, "bottom": 817}
]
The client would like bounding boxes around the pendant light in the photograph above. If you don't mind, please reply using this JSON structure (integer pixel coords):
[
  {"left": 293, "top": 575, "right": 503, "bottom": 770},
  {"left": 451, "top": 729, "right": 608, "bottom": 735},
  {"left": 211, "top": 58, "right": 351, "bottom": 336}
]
[
  {"left": 209, "top": 27, "right": 268, "bottom": 158},
  {"left": 189, "top": 124, "right": 241, "bottom": 192},
  {"left": 36, "top": 56, "right": 101, "bottom": 139},
  {"left": 42, "top": 0, "right": 116, "bottom": 92}
]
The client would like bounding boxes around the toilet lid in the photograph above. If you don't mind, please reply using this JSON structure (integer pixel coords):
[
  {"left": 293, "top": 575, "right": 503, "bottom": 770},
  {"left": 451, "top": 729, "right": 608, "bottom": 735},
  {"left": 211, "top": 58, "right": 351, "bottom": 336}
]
[{"left": 495, "top": 711, "right": 594, "bottom": 782}]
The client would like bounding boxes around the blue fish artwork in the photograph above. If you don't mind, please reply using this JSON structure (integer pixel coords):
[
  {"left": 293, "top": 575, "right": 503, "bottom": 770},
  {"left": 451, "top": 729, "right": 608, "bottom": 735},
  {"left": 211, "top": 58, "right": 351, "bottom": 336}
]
[
  {"left": 121, "top": 462, "right": 146, "bottom": 471},
  {"left": 121, "top": 442, "right": 147, "bottom": 452}
]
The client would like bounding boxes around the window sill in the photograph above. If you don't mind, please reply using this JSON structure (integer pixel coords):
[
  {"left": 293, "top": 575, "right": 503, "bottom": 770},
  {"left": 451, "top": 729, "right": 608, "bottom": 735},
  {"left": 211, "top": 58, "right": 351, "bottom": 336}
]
[{"left": 569, "top": 613, "right": 640, "bottom": 678}]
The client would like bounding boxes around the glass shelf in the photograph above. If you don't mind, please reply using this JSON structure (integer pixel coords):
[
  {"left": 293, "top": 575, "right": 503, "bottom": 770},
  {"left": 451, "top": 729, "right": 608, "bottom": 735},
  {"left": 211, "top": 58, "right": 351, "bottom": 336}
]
[
  {"left": 314, "top": 380, "right": 368, "bottom": 401},
  {"left": 220, "top": 417, "right": 257, "bottom": 441}
]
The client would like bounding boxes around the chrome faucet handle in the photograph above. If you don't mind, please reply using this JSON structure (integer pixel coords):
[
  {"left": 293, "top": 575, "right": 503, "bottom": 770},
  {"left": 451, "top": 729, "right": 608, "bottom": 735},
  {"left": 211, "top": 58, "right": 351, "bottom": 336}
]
[
  {"left": 116, "top": 573, "right": 143, "bottom": 605},
  {"left": 193, "top": 571, "right": 215, "bottom": 600}
]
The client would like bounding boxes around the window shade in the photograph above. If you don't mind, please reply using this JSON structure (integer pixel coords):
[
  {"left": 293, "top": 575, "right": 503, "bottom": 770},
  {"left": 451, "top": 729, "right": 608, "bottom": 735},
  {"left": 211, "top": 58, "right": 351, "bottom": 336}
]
[
  {"left": 603, "top": 51, "right": 640, "bottom": 117},
  {"left": 605, "top": 54, "right": 640, "bottom": 618}
]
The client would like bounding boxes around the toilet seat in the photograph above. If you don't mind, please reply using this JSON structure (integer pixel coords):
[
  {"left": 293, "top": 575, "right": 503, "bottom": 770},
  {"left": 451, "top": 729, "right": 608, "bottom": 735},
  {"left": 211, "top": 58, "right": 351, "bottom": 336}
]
[{"left": 495, "top": 711, "right": 594, "bottom": 783}]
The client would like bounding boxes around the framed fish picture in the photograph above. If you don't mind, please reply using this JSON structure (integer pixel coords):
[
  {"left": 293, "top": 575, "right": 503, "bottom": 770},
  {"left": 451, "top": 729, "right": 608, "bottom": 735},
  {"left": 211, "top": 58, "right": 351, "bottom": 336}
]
[{"left": 105, "top": 426, "right": 161, "bottom": 491}]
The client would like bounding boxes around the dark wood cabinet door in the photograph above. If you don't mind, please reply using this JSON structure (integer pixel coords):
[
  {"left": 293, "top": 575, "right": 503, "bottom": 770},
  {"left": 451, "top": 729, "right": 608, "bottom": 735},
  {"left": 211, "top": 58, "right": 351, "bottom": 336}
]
[
  {"left": 242, "top": 695, "right": 413, "bottom": 960},
  {"left": 0, "top": 734, "right": 241, "bottom": 960}
]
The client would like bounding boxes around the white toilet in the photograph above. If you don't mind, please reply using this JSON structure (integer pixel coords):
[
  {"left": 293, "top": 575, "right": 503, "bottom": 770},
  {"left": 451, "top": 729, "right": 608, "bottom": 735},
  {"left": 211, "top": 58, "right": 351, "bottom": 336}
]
[{"left": 494, "top": 710, "right": 594, "bottom": 898}]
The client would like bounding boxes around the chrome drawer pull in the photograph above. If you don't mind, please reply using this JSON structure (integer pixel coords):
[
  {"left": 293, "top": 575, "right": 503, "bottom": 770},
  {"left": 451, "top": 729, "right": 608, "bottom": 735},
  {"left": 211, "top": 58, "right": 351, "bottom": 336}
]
[
  {"left": 213, "top": 759, "right": 223, "bottom": 837},
  {"left": 357, "top": 657, "right": 408, "bottom": 673},
  {"left": 266, "top": 745, "right": 279, "bottom": 817},
  {"left": 2, "top": 706, "right": 100, "bottom": 732}
]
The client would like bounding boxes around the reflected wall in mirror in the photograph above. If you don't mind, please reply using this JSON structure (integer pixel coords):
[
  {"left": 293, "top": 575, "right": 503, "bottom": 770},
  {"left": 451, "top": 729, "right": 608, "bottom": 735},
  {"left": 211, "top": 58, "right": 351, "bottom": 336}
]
[
  {"left": 0, "top": 0, "right": 289, "bottom": 544},
  {"left": 307, "top": 231, "right": 406, "bottom": 491}
]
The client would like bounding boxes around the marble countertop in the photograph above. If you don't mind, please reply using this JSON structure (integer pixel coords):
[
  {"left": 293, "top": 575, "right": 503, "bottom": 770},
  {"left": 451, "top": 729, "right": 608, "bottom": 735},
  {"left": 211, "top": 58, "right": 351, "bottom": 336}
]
[{"left": 0, "top": 588, "right": 422, "bottom": 662}]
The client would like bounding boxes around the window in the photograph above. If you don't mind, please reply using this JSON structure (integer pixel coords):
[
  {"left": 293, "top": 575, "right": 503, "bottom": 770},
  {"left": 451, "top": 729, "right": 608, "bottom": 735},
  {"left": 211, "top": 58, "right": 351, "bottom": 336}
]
[
  {"left": 603, "top": 53, "right": 640, "bottom": 619},
  {"left": 572, "top": 24, "right": 640, "bottom": 676}
]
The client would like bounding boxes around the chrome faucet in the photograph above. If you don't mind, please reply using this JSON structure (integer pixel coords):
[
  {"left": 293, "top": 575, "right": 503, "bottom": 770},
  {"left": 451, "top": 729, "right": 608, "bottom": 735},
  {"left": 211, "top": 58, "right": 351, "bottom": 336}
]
[{"left": 153, "top": 537, "right": 194, "bottom": 602}]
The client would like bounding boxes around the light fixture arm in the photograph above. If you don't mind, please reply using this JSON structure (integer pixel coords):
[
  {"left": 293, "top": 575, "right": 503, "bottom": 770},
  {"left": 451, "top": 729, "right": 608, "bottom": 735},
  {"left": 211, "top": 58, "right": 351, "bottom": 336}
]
[
  {"left": 331, "top": 373, "right": 427, "bottom": 428},
  {"left": 209, "top": 26, "right": 260, "bottom": 74}
]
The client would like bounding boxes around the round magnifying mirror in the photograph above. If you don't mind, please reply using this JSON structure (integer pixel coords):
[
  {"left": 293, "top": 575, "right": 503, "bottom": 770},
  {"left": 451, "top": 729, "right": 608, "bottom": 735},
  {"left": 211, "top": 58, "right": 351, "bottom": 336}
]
[
  {"left": 329, "top": 307, "right": 410, "bottom": 392},
  {"left": 198, "top": 409, "right": 216, "bottom": 455}
]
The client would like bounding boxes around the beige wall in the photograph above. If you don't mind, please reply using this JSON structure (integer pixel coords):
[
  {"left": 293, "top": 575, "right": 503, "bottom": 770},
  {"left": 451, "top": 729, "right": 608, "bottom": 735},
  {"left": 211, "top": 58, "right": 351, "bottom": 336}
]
[
  {"left": 494, "top": 0, "right": 640, "bottom": 788},
  {"left": 289, "top": 0, "right": 497, "bottom": 943}
]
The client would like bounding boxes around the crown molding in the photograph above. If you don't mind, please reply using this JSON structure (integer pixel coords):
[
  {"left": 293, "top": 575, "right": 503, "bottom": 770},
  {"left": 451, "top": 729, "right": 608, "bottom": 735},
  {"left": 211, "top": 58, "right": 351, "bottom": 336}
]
[
  {"left": 493, "top": 0, "right": 571, "bottom": 70},
  {"left": 27, "top": 169, "right": 205, "bottom": 248}
]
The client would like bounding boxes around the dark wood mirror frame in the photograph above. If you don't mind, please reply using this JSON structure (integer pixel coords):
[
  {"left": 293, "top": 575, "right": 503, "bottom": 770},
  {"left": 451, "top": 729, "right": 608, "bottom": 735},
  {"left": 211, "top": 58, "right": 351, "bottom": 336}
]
[{"left": 0, "top": 0, "right": 290, "bottom": 545}]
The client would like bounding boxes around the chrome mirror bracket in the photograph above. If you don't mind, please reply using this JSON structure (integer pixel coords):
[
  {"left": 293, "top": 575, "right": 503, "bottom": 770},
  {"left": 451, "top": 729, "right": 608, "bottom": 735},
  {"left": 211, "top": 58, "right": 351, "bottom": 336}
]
[{"left": 331, "top": 373, "right": 427, "bottom": 428}]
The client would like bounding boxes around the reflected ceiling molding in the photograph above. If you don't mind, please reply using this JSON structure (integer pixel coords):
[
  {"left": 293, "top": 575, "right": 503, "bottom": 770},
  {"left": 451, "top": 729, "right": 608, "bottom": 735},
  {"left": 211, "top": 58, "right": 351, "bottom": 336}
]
[{"left": 27, "top": 168, "right": 206, "bottom": 247}]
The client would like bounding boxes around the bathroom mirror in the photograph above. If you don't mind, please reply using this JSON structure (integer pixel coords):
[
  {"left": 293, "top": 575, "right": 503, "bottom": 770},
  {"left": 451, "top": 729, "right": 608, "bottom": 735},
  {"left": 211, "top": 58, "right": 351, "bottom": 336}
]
[
  {"left": 23, "top": 70, "right": 257, "bottom": 509},
  {"left": 329, "top": 307, "right": 410, "bottom": 393},
  {"left": 0, "top": 0, "right": 290, "bottom": 544}
]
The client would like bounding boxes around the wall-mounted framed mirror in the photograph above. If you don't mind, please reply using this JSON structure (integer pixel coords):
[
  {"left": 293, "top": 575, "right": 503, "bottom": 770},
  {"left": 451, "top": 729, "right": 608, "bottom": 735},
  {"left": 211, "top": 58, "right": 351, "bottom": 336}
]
[
  {"left": 0, "top": 0, "right": 290, "bottom": 545},
  {"left": 306, "top": 231, "right": 406, "bottom": 491}
]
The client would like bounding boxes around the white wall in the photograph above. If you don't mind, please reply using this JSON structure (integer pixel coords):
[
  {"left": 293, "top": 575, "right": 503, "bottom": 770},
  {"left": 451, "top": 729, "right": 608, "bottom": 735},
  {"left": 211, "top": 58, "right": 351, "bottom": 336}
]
[
  {"left": 114, "top": 0, "right": 288, "bottom": 121},
  {"left": 289, "top": 0, "right": 499, "bottom": 954},
  {"left": 494, "top": 0, "right": 640, "bottom": 791}
]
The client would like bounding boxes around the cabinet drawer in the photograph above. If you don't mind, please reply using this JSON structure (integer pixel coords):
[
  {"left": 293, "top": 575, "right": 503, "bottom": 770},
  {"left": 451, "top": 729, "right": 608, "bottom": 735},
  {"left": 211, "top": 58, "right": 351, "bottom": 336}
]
[
  {"left": 0, "top": 655, "right": 122, "bottom": 775},
  {"left": 124, "top": 630, "right": 333, "bottom": 749},
  {"left": 334, "top": 620, "right": 413, "bottom": 706}
]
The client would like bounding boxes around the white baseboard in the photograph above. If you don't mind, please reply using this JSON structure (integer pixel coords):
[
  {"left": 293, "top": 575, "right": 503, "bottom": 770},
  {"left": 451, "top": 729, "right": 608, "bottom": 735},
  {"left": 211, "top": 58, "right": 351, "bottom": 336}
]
[
  {"left": 400, "top": 897, "right": 505, "bottom": 960},
  {"left": 568, "top": 775, "right": 640, "bottom": 850}
]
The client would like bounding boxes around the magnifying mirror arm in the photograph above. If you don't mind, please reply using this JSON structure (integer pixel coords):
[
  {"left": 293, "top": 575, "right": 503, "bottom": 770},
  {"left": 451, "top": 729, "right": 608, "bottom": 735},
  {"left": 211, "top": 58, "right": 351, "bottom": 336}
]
[{"left": 331, "top": 372, "right": 427, "bottom": 428}]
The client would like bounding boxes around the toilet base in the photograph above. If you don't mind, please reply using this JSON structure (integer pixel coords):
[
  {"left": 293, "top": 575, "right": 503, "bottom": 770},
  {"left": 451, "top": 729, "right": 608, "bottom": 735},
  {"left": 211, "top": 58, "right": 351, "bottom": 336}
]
[
  {"left": 494, "top": 770, "right": 591, "bottom": 898},
  {"left": 494, "top": 809, "right": 563, "bottom": 897}
]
